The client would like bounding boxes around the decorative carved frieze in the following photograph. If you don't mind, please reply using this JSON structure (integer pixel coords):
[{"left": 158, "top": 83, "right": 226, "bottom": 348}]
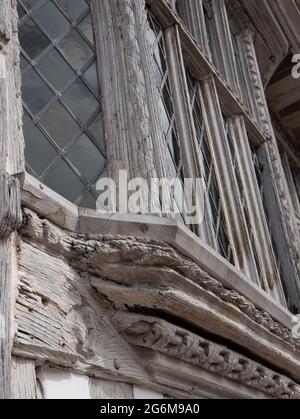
[{"left": 116, "top": 313, "right": 300, "bottom": 399}]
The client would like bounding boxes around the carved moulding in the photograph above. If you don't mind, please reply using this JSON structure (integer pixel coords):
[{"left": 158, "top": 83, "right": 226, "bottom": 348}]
[
  {"left": 241, "top": 30, "right": 300, "bottom": 278},
  {"left": 19, "top": 208, "right": 300, "bottom": 385},
  {"left": 115, "top": 313, "right": 300, "bottom": 400}
]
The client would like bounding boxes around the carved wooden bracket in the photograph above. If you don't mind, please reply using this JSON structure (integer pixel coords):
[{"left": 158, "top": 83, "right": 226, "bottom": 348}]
[{"left": 16, "top": 207, "right": 300, "bottom": 396}]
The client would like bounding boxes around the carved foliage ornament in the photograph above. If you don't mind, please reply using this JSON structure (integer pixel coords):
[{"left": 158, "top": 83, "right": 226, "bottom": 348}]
[{"left": 117, "top": 313, "right": 300, "bottom": 400}]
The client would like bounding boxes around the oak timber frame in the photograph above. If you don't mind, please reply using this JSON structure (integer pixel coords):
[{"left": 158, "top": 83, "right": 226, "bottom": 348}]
[{"left": 1, "top": 0, "right": 300, "bottom": 399}]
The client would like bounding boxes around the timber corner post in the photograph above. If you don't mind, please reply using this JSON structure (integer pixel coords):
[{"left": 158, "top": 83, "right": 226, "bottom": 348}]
[{"left": 0, "top": 0, "right": 24, "bottom": 399}]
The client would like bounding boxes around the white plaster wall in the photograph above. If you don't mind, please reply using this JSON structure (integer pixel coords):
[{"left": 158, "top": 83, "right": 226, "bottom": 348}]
[{"left": 38, "top": 368, "right": 90, "bottom": 400}]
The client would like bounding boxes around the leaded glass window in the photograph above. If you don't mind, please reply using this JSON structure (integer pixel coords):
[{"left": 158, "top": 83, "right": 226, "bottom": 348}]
[
  {"left": 18, "top": 0, "right": 106, "bottom": 208},
  {"left": 251, "top": 145, "right": 288, "bottom": 302},
  {"left": 147, "top": 12, "right": 188, "bottom": 225},
  {"left": 186, "top": 71, "right": 233, "bottom": 263},
  {"left": 225, "top": 122, "right": 265, "bottom": 286}
]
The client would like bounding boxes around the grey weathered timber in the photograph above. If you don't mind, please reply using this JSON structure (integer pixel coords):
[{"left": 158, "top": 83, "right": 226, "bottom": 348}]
[
  {"left": 227, "top": 116, "right": 282, "bottom": 299},
  {"left": 237, "top": 30, "right": 300, "bottom": 311},
  {"left": 200, "top": 76, "right": 260, "bottom": 283},
  {"left": 21, "top": 173, "right": 295, "bottom": 332},
  {"left": 90, "top": 378, "right": 133, "bottom": 399},
  {"left": 116, "top": 313, "right": 300, "bottom": 399},
  {"left": 0, "top": 0, "right": 24, "bottom": 399},
  {"left": 12, "top": 357, "right": 37, "bottom": 399},
  {"left": 91, "top": 0, "right": 170, "bottom": 196},
  {"left": 17, "top": 209, "right": 300, "bottom": 385},
  {"left": 2, "top": 0, "right": 300, "bottom": 400},
  {"left": 176, "top": 0, "right": 211, "bottom": 58}
]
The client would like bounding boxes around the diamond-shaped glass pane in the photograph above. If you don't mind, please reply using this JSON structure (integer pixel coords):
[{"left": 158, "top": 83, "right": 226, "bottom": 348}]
[
  {"left": 17, "top": 3, "right": 26, "bottom": 18},
  {"left": 37, "top": 49, "right": 75, "bottom": 92},
  {"left": 88, "top": 114, "right": 106, "bottom": 154},
  {"left": 25, "top": 125, "right": 57, "bottom": 175},
  {"left": 80, "top": 192, "right": 97, "bottom": 210},
  {"left": 158, "top": 97, "right": 171, "bottom": 135},
  {"left": 44, "top": 159, "right": 86, "bottom": 202},
  {"left": 19, "top": 18, "right": 50, "bottom": 59},
  {"left": 22, "top": 68, "right": 53, "bottom": 114},
  {"left": 34, "top": 1, "right": 70, "bottom": 40},
  {"left": 83, "top": 63, "right": 99, "bottom": 95},
  {"left": 20, "top": 54, "right": 29, "bottom": 72},
  {"left": 63, "top": 79, "right": 98, "bottom": 123},
  {"left": 23, "top": 111, "right": 32, "bottom": 131},
  {"left": 40, "top": 101, "right": 80, "bottom": 148},
  {"left": 59, "top": 30, "right": 93, "bottom": 70},
  {"left": 79, "top": 14, "right": 94, "bottom": 44},
  {"left": 56, "top": 0, "right": 88, "bottom": 21},
  {"left": 21, "top": 0, "right": 41, "bottom": 11},
  {"left": 67, "top": 134, "right": 106, "bottom": 181}
]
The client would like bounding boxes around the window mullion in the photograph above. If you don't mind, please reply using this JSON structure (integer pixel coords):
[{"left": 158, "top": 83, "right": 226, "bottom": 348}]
[
  {"left": 163, "top": 25, "right": 208, "bottom": 236},
  {"left": 201, "top": 77, "right": 260, "bottom": 281}
]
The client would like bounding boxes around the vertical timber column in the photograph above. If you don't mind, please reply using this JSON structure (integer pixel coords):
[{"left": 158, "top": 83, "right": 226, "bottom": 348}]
[
  {"left": 238, "top": 30, "right": 300, "bottom": 311},
  {"left": 201, "top": 77, "right": 259, "bottom": 282},
  {"left": 91, "top": 0, "right": 171, "bottom": 204},
  {"left": 0, "top": 0, "right": 24, "bottom": 399}
]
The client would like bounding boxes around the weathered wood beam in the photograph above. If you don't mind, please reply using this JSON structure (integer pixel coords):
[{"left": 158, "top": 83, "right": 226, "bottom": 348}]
[
  {"left": 90, "top": 378, "right": 133, "bottom": 399},
  {"left": 0, "top": 0, "right": 24, "bottom": 399}
]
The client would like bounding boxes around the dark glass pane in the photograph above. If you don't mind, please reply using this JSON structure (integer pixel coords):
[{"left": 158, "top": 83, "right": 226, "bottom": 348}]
[
  {"left": 158, "top": 97, "right": 170, "bottom": 135},
  {"left": 40, "top": 101, "right": 80, "bottom": 148},
  {"left": 20, "top": 54, "right": 29, "bottom": 72},
  {"left": 19, "top": 18, "right": 50, "bottom": 59},
  {"left": 63, "top": 79, "right": 98, "bottom": 123},
  {"left": 22, "top": 68, "right": 53, "bottom": 114},
  {"left": 166, "top": 146, "right": 178, "bottom": 180},
  {"left": 44, "top": 159, "right": 86, "bottom": 202},
  {"left": 67, "top": 134, "right": 105, "bottom": 181},
  {"left": 38, "top": 49, "right": 75, "bottom": 91},
  {"left": 80, "top": 192, "right": 96, "bottom": 210},
  {"left": 17, "top": 3, "right": 26, "bottom": 18},
  {"left": 56, "top": 0, "right": 88, "bottom": 21},
  {"left": 153, "top": 59, "right": 164, "bottom": 88},
  {"left": 34, "top": 1, "right": 70, "bottom": 40},
  {"left": 88, "top": 114, "right": 106, "bottom": 154},
  {"left": 79, "top": 14, "right": 94, "bottom": 44},
  {"left": 153, "top": 43, "right": 167, "bottom": 80},
  {"left": 21, "top": 0, "right": 41, "bottom": 11},
  {"left": 25, "top": 125, "right": 57, "bottom": 175},
  {"left": 23, "top": 110, "right": 33, "bottom": 131},
  {"left": 83, "top": 63, "right": 98, "bottom": 94},
  {"left": 147, "top": 26, "right": 157, "bottom": 48},
  {"left": 59, "top": 30, "right": 93, "bottom": 70}
]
